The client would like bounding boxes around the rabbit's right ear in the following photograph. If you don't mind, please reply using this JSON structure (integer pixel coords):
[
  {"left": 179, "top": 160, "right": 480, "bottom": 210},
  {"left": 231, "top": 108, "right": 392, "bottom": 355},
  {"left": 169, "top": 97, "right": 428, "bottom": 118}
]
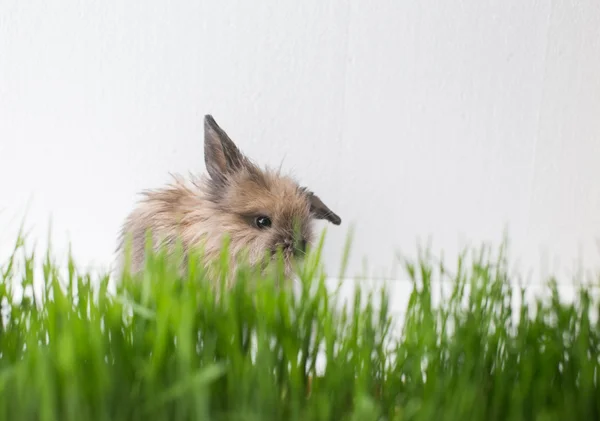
[
  {"left": 204, "top": 115, "right": 249, "bottom": 184},
  {"left": 301, "top": 188, "right": 342, "bottom": 225}
]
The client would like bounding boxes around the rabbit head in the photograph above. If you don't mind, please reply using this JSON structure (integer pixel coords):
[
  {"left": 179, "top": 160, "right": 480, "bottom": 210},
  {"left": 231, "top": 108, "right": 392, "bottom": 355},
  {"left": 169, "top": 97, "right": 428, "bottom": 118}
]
[{"left": 116, "top": 115, "right": 341, "bottom": 286}]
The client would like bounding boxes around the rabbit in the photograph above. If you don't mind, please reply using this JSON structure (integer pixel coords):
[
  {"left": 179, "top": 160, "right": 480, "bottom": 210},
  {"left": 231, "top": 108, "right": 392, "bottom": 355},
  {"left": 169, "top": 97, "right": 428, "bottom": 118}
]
[{"left": 114, "top": 114, "right": 341, "bottom": 287}]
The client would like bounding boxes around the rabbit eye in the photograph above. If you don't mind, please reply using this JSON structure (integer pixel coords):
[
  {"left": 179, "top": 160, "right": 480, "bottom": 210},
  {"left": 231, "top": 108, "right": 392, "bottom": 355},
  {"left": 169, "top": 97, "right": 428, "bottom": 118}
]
[{"left": 254, "top": 216, "right": 272, "bottom": 229}]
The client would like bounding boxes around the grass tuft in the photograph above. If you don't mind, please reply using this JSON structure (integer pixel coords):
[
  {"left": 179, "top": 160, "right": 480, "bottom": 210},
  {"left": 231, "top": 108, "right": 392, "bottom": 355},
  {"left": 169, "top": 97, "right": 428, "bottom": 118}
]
[{"left": 0, "top": 232, "right": 599, "bottom": 421}]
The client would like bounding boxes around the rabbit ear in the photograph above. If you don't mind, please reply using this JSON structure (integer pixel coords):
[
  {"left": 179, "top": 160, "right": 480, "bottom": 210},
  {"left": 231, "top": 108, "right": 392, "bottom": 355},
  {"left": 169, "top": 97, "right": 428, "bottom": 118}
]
[
  {"left": 303, "top": 188, "right": 342, "bottom": 225},
  {"left": 204, "top": 115, "right": 249, "bottom": 183}
]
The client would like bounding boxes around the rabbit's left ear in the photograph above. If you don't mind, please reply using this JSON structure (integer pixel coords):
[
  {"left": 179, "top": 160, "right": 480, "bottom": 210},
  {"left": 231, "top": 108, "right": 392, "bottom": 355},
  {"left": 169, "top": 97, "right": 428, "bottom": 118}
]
[
  {"left": 302, "top": 188, "right": 341, "bottom": 225},
  {"left": 204, "top": 114, "right": 251, "bottom": 184}
]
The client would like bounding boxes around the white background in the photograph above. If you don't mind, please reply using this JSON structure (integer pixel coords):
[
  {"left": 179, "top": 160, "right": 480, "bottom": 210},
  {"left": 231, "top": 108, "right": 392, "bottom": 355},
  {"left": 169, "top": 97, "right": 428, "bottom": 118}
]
[{"left": 1, "top": 0, "right": 600, "bottom": 310}]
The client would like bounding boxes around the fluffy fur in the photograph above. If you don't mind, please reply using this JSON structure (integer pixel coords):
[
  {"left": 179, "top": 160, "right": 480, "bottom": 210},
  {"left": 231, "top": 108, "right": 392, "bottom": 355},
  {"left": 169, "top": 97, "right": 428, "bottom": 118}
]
[{"left": 115, "top": 115, "right": 341, "bottom": 286}]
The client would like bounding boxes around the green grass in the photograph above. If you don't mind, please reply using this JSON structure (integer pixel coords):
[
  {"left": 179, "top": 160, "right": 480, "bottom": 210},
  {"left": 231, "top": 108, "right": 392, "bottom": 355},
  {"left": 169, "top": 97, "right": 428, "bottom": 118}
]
[{"left": 0, "top": 231, "right": 599, "bottom": 421}]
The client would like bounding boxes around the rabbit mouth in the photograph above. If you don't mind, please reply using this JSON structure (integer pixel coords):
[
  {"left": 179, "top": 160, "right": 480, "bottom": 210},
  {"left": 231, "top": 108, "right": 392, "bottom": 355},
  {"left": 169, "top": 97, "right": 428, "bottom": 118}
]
[{"left": 270, "top": 241, "right": 307, "bottom": 260}]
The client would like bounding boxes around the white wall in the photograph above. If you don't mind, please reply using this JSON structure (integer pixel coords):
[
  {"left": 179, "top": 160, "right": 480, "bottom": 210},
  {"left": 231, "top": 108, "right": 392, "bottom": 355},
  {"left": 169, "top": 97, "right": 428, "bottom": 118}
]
[{"left": 2, "top": 0, "right": 600, "bottom": 299}]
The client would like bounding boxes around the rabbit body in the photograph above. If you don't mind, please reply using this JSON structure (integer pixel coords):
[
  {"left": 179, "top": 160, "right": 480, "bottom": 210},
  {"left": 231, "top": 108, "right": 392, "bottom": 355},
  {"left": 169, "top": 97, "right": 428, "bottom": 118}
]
[{"left": 115, "top": 115, "right": 341, "bottom": 285}]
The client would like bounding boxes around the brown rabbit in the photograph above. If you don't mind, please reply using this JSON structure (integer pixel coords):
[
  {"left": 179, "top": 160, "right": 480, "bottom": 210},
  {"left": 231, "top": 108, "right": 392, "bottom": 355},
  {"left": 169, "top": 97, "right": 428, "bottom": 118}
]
[{"left": 115, "top": 115, "right": 341, "bottom": 286}]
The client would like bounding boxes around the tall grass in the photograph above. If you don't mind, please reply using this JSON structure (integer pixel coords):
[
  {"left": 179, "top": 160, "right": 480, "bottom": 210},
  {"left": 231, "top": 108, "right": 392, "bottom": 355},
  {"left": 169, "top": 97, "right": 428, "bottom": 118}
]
[{"left": 0, "top": 232, "right": 599, "bottom": 421}]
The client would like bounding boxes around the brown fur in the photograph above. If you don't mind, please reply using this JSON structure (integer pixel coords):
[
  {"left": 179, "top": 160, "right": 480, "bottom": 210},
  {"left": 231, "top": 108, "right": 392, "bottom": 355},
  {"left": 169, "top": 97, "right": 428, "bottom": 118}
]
[{"left": 115, "top": 115, "right": 341, "bottom": 287}]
